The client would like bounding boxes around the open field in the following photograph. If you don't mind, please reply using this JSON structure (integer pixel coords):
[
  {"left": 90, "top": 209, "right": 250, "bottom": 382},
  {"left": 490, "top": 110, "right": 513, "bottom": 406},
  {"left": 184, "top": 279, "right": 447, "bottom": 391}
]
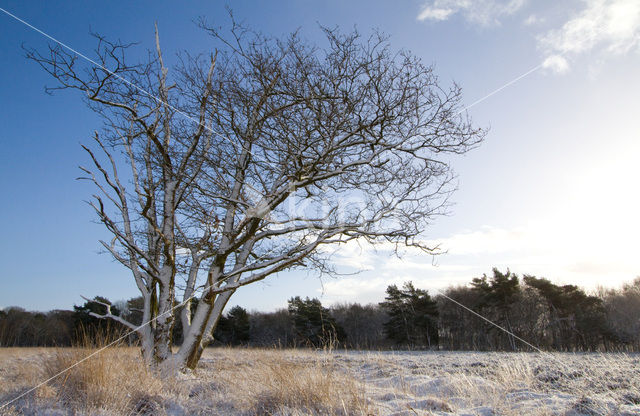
[{"left": 1, "top": 348, "right": 639, "bottom": 415}]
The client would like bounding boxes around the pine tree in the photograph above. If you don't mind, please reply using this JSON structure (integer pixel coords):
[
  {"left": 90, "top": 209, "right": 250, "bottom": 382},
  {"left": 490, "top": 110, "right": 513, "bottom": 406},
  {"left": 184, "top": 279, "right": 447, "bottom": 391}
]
[
  {"left": 287, "top": 297, "right": 345, "bottom": 347},
  {"left": 213, "top": 306, "right": 251, "bottom": 345},
  {"left": 471, "top": 268, "right": 520, "bottom": 350},
  {"left": 380, "top": 282, "right": 439, "bottom": 348},
  {"left": 226, "top": 306, "right": 251, "bottom": 345}
]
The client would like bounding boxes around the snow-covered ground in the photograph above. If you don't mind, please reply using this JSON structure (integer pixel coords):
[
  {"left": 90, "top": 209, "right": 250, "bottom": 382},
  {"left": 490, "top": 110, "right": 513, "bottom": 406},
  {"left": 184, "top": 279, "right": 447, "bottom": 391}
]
[
  {"left": 331, "top": 350, "right": 640, "bottom": 415},
  {"left": 1, "top": 348, "right": 639, "bottom": 415}
]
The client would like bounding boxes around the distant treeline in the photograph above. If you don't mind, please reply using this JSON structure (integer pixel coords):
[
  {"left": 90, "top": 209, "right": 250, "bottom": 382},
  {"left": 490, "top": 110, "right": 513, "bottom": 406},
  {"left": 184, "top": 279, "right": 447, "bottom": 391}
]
[{"left": 1, "top": 269, "right": 639, "bottom": 351}]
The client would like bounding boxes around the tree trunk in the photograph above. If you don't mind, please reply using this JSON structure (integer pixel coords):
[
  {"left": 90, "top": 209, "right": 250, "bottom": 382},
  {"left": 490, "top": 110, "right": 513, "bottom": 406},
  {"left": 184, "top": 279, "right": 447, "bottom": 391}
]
[
  {"left": 172, "top": 290, "right": 235, "bottom": 370},
  {"left": 139, "top": 326, "right": 155, "bottom": 365},
  {"left": 151, "top": 266, "right": 176, "bottom": 363}
]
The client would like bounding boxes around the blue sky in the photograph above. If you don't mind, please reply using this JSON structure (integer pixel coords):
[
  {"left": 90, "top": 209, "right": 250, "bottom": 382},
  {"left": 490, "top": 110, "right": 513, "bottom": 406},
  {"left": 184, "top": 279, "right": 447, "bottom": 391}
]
[{"left": 1, "top": 0, "right": 639, "bottom": 312}]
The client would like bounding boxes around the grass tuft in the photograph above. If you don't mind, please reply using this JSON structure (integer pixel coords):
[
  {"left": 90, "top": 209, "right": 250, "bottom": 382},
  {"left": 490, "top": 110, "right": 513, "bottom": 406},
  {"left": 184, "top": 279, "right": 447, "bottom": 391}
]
[
  {"left": 42, "top": 347, "right": 163, "bottom": 412},
  {"left": 207, "top": 349, "right": 370, "bottom": 415}
]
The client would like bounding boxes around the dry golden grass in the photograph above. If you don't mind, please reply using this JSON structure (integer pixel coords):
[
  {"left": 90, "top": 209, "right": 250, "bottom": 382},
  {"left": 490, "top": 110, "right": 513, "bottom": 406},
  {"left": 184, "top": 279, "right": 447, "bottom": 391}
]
[
  {"left": 43, "top": 347, "right": 165, "bottom": 413},
  {"left": 0, "top": 346, "right": 166, "bottom": 415},
  {"left": 0, "top": 347, "right": 373, "bottom": 415},
  {"left": 201, "top": 349, "right": 371, "bottom": 415}
]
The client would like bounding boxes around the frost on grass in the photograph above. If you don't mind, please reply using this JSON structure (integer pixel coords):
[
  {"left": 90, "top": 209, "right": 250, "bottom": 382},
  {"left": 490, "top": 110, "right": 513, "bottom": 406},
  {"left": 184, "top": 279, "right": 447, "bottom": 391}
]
[{"left": 1, "top": 348, "right": 640, "bottom": 415}]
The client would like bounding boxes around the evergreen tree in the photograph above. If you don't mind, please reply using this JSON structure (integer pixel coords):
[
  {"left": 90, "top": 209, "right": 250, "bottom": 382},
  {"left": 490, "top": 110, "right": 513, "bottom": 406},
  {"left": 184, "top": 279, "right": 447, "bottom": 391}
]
[
  {"left": 523, "top": 276, "right": 610, "bottom": 350},
  {"left": 380, "top": 284, "right": 410, "bottom": 344},
  {"left": 287, "top": 297, "right": 345, "bottom": 347},
  {"left": 380, "top": 282, "right": 439, "bottom": 348},
  {"left": 214, "top": 306, "right": 251, "bottom": 345},
  {"left": 471, "top": 268, "right": 520, "bottom": 350}
]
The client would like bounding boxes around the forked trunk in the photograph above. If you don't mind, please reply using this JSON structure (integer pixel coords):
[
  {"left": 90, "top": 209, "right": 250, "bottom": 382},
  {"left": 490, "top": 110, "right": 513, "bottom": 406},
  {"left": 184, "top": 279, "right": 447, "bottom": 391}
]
[
  {"left": 173, "top": 290, "right": 235, "bottom": 370},
  {"left": 185, "top": 342, "right": 206, "bottom": 370}
]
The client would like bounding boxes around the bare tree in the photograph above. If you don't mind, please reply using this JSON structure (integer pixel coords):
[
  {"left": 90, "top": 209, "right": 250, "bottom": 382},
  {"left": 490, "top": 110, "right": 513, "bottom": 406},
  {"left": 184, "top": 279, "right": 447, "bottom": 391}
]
[{"left": 27, "top": 19, "right": 484, "bottom": 369}]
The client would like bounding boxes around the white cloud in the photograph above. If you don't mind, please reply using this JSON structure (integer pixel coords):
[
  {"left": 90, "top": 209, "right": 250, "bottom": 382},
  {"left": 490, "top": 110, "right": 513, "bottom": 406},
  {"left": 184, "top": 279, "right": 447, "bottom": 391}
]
[
  {"left": 320, "top": 213, "right": 639, "bottom": 304},
  {"left": 539, "top": 0, "right": 640, "bottom": 71},
  {"left": 417, "top": 0, "right": 527, "bottom": 26},
  {"left": 320, "top": 276, "right": 389, "bottom": 299},
  {"left": 426, "top": 226, "right": 533, "bottom": 256},
  {"left": 417, "top": 1, "right": 640, "bottom": 75},
  {"left": 316, "top": 145, "right": 640, "bottom": 305},
  {"left": 523, "top": 14, "right": 544, "bottom": 26},
  {"left": 322, "top": 239, "right": 378, "bottom": 271},
  {"left": 542, "top": 54, "right": 570, "bottom": 73},
  {"left": 418, "top": 7, "right": 455, "bottom": 21}
]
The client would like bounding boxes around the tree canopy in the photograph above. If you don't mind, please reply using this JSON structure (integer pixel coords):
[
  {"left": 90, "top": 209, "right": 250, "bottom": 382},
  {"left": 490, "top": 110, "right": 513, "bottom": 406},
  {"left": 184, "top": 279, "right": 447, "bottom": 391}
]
[
  {"left": 27, "top": 18, "right": 484, "bottom": 368},
  {"left": 288, "top": 296, "right": 346, "bottom": 347},
  {"left": 380, "top": 282, "right": 439, "bottom": 348}
]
